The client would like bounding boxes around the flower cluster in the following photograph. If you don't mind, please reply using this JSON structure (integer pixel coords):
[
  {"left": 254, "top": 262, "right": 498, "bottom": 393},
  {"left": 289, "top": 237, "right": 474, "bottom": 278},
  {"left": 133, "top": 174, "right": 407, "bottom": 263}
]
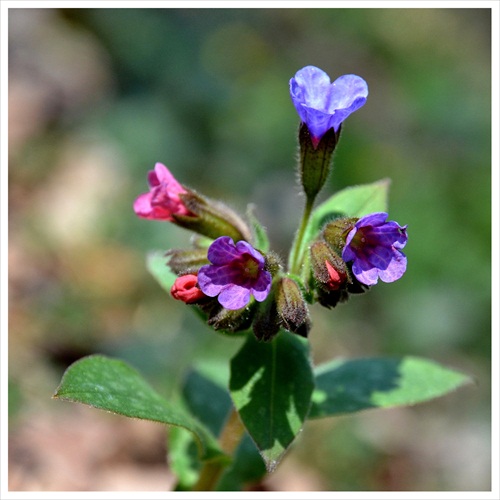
[{"left": 134, "top": 65, "right": 408, "bottom": 341}]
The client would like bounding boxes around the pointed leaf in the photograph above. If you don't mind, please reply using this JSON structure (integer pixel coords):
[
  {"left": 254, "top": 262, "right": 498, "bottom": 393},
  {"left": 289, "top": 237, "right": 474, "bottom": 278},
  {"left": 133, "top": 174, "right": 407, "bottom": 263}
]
[
  {"left": 229, "top": 331, "right": 314, "bottom": 471},
  {"left": 309, "top": 356, "right": 473, "bottom": 419},
  {"left": 312, "top": 178, "right": 390, "bottom": 223},
  {"left": 146, "top": 250, "right": 177, "bottom": 292},
  {"left": 53, "top": 355, "right": 226, "bottom": 462},
  {"left": 217, "top": 434, "right": 267, "bottom": 491},
  {"left": 169, "top": 367, "right": 233, "bottom": 490},
  {"left": 247, "top": 204, "right": 270, "bottom": 253},
  {"left": 171, "top": 367, "right": 267, "bottom": 491}
]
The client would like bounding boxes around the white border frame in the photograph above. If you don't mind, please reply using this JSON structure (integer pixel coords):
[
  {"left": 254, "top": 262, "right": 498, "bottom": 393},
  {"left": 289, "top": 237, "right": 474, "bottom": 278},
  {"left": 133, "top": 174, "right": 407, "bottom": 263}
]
[{"left": 1, "top": 2, "right": 498, "bottom": 499}]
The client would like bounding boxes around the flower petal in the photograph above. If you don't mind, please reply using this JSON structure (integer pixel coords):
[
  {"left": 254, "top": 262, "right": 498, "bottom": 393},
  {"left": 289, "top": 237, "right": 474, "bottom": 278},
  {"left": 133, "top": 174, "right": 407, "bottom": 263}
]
[
  {"left": 328, "top": 75, "right": 369, "bottom": 113},
  {"left": 290, "top": 66, "right": 332, "bottom": 110},
  {"left": 378, "top": 251, "right": 407, "bottom": 283},
  {"left": 368, "top": 223, "right": 408, "bottom": 248},
  {"left": 197, "top": 262, "right": 244, "bottom": 295},
  {"left": 197, "top": 264, "right": 224, "bottom": 296},
  {"left": 207, "top": 237, "right": 241, "bottom": 265},
  {"left": 251, "top": 269, "right": 272, "bottom": 302},
  {"left": 218, "top": 284, "right": 251, "bottom": 310},
  {"left": 356, "top": 212, "right": 388, "bottom": 228},
  {"left": 351, "top": 260, "right": 381, "bottom": 286},
  {"left": 133, "top": 192, "right": 154, "bottom": 218},
  {"left": 235, "top": 240, "right": 266, "bottom": 267}
]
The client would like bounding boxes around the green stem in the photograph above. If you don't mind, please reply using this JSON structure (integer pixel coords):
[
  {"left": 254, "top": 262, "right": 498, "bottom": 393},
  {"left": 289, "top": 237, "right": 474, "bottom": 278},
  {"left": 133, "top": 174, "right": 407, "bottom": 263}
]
[
  {"left": 192, "top": 407, "right": 245, "bottom": 491},
  {"left": 288, "top": 197, "right": 315, "bottom": 275}
]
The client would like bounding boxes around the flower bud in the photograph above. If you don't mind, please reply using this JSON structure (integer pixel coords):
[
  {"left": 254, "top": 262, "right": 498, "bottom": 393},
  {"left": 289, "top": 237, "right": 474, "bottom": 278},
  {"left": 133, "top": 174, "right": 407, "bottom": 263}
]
[
  {"left": 276, "top": 277, "right": 311, "bottom": 338},
  {"left": 264, "top": 251, "right": 284, "bottom": 277},
  {"left": 166, "top": 248, "right": 209, "bottom": 275},
  {"left": 175, "top": 189, "right": 252, "bottom": 243},
  {"left": 252, "top": 288, "right": 281, "bottom": 342},
  {"left": 206, "top": 302, "right": 256, "bottom": 333},
  {"left": 310, "top": 241, "right": 348, "bottom": 291},
  {"left": 309, "top": 241, "right": 350, "bottom": 309},
  {"left": 322, "top": 217, "right": 358, "bottom": 253},
  {"left": 170, "top": 274, "right": 207, "bottom": 304},
  {"left": 298, "top": 123, "right": 340, "bottom": 202}
]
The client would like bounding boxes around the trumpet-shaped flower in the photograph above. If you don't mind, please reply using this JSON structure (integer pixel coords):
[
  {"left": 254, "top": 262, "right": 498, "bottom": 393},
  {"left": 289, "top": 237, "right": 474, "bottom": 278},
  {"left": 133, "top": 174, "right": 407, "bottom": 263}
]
[
  {"left": 290, "top": 65, "right": 368, "bottom": 146},
  {"left": 134, "top": 163, "right": 191, "bottom": 221},
  {"left": 342, "top": 212, "right": 408, "bottom": 286},
  {"left": 197, "top": 237, "right": 272, "bottom": 310}
]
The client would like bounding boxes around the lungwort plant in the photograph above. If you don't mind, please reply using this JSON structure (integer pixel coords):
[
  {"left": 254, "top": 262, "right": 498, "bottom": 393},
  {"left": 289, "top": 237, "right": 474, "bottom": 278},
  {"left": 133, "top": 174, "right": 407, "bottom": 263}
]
[{"left": 54, "top": 65, "right": 472, "bottom": 491}]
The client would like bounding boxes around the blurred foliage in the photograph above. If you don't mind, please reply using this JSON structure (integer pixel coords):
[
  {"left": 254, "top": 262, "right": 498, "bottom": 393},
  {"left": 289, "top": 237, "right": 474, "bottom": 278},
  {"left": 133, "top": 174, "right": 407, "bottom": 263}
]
[{"left": 8, "top": 7, "right": 491, "bottom": 491}]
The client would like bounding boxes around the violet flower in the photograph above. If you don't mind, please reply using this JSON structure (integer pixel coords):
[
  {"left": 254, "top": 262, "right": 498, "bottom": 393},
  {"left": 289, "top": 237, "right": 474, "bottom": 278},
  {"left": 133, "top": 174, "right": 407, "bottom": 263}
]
[
  {"left": 342, "top": 212, "right": 408, "bottom": 286},
  {"left": 197, "top": 237, "right": 272, "bottom": 310},
  {"left": 290, "top": 65, "right": 368, "bottom": 146},
  {"left": 134, "top": 163, "right": 191, "bottom": 221}
]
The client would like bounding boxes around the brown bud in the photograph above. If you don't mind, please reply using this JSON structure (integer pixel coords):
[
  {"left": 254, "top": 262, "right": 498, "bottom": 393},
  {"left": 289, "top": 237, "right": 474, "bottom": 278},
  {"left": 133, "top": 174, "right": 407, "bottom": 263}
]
[
  {"left": 322, "top": 217, "right": 358, "bottom": 253},
  {"left": 310, "top": 241, "right": 349, "bottom": 290},
  {"left": 174, "top": 189, "right": 252, "bottom": 242},
  {"left": 166, "top": 248, "right": 209, "bottom": 275},
  {"left": 276, "top": 277, "right": 311, "bottom": 338}
]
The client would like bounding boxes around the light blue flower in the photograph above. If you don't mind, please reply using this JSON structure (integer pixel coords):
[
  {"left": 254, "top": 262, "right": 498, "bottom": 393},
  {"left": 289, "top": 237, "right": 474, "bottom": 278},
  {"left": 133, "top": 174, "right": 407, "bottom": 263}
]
[{"left": 290, "top": 65, "right": 368, "bottom": 146}]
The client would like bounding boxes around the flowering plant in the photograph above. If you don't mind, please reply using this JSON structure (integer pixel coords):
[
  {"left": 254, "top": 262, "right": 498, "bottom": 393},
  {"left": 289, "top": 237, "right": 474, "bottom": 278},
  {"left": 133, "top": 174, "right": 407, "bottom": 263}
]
[{"left": 54, "top": 66, "right": 471, "bottom": 491}]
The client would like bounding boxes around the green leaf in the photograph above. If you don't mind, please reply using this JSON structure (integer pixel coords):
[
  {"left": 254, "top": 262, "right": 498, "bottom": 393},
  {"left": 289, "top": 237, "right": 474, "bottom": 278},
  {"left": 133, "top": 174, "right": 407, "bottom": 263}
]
[
  {"left": 169, "top": 367, "right": 233, "bottom": 490},
  {"left": 229, "top": 331, "right": 314, "bottom": 472},
  {"left": 169, "top": 427, "right": 200, "bottom": 490},
  {"left": 53, "top": 355, "right": 226, "bottom": 462},
  {"left": 311, "top": 178, "right": 391, "bottom": 230},
  {"left": 217, "top": 434, "right": 267, "bottom": 491},
  {"left": 247, "top": 204, "right": 270, "bottom": 253},
  {"left": 146, "top": 250, "right": 177, "bottom": 292},
  {"left": 170, "top": 365, "right": 266, "bottom": 491},
  {"left": 309, "top": 356, "right": 473, "bottom": 419}
]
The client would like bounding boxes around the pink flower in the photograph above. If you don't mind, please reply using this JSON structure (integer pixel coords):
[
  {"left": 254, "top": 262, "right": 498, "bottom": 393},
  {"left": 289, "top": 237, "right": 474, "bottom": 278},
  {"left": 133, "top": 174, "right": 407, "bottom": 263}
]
[{"left": 133, "top": 163, "right": 191, "bottom": 221}]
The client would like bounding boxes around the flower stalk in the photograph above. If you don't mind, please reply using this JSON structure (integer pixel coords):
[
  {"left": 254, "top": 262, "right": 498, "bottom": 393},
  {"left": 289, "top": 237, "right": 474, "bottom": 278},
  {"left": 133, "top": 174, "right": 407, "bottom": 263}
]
[
  {"left": 192, "top": 407, "right": 246, "bottom": 491},
  {"left": 288, "top": 196, "right": 315, "bottom": 275}
]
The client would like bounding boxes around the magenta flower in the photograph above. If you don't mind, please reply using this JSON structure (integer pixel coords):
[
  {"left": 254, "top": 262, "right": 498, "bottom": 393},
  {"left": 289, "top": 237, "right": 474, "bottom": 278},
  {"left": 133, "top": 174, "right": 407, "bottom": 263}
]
[
  {"left": 342, "top": 212, "right": 408, "bottom": 286},
  {"left": 197, "top": 237, "right": 272, "bottom": 310},
  {"left": 290, "top": 65, "right": 368, "bottom": 146},
  {"left": 134, "top": 163, "right": 191, "bottom": 221}
]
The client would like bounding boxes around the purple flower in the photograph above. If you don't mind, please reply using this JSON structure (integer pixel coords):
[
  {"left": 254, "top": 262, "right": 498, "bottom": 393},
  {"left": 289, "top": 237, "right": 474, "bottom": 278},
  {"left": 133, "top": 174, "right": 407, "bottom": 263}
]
[
  {"left": 342, "top": 212, "right": 408, "bottom": 286},
  {"left": 197, "top": 237, "right": 272, "bottom": 310},
  {"left": 290, "top": 65, "right": 368, "bottom": 147}
]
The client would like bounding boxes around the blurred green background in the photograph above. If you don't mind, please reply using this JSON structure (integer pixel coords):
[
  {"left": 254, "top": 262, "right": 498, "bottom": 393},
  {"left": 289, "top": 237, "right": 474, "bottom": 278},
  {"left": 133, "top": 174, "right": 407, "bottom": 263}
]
[{"left": 8, "top": 7, "right": 491, "bottom": 491}]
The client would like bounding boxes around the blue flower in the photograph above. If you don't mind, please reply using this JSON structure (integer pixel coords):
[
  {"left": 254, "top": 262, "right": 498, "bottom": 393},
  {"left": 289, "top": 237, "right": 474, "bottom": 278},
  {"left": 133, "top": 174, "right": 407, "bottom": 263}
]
[
  {"left": 197, "top": 237, "right": 272, "bottom": 310},
  {"left": 290, "top": 65, "right": 368, "bottom": 146},
  {"left": 342, "top": 212, "right": 408, "bottom": 286}
]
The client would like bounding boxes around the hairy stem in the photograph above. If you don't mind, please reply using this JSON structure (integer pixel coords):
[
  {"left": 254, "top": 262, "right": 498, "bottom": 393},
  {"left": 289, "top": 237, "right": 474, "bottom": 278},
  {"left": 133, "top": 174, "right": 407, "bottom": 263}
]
[{"left": 288, "top": 197, "right": 315, "bottom": 275}]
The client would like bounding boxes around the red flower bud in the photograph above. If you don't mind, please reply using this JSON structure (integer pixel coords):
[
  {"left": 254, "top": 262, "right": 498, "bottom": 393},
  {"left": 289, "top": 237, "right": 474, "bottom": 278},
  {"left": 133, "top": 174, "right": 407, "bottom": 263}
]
[
  {"left": 325, "top": 260, "right": 347, "bottom": 290},
  {"left": 170, "top": 274, "right": 206, "bottom": 304}
]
